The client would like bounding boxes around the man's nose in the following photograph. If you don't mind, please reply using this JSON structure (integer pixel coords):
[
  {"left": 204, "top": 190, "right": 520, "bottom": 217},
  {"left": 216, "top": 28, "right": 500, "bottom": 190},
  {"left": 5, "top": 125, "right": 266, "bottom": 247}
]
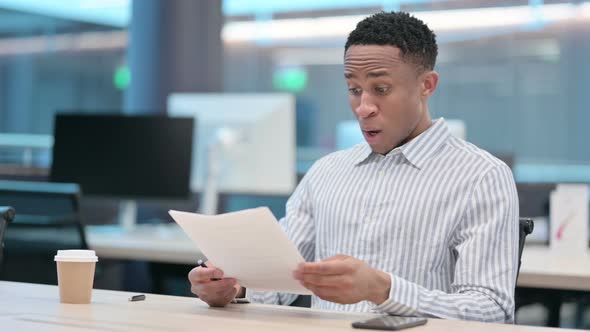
[{"left": 354, "top": 93, "right": 378, "bottom": 119}]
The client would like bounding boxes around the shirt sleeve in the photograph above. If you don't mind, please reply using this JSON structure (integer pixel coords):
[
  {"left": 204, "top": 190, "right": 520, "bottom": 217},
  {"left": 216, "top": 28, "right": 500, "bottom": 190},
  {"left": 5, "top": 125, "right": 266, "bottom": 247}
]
[
  {"left": 246, "top": 168, "right": 317, "bottom": 306},
  {"left": 373, "top": 163, "right": 519, "bottom": 323}
]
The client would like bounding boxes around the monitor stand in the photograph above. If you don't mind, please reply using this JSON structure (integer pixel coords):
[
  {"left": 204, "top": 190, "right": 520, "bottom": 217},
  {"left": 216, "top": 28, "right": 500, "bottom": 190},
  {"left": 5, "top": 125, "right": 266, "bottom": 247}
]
[
  {"left": 200, "top": 143, "right": 220, "bottom": 215},
  {"left": 118, "top": 200, "right": 138, "bottom": 231},
  {"left": 199, "top": 127, "right": 240, "bottom": 215}
]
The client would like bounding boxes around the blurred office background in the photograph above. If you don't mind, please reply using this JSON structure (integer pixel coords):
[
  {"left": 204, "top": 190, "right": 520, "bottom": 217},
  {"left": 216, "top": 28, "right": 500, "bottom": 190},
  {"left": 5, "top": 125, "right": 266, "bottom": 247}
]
[
  {"left": 0, "top": 0, "right": 589, "bottom": 329},
  {"left": 0, "top": 0, "right": 589, "bottom": 177}
]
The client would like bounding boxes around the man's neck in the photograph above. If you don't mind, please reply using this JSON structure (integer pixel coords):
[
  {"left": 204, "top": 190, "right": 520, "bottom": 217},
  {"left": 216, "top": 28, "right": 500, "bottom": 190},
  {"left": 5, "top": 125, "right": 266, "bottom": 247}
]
[{"left": 397, "top": 111, "right": 433, "bottom": 148}]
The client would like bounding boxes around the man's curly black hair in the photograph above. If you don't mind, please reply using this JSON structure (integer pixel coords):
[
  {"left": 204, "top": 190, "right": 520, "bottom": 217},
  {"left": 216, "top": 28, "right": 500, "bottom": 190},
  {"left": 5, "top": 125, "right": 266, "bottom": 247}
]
[{"left": 345, "top": 11, "right": 438, "bottom": 72}]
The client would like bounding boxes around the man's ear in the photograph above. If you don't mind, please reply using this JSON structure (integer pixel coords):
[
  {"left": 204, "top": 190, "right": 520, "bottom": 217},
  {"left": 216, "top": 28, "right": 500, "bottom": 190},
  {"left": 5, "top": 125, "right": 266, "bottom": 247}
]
[{"left": 421, "top": 70, "right": 439, "bottom": 97}]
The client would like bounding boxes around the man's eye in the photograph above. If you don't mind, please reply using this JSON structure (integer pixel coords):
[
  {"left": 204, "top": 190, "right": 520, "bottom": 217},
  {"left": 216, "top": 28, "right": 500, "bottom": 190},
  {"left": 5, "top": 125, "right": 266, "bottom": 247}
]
[
  {"left": 375, "top": 86, "right": 389, "bottom": 94},
  {"left": 348, "top": 88, "right": 361, "bottom": 95}
]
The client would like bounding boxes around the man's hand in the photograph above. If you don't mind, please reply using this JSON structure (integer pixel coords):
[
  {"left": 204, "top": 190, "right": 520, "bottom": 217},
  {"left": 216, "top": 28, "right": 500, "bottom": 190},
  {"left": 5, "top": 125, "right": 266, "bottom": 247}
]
[
  {"left": 293, "top": 255, "right": 391, "bottom": 305},
  {"left": 188, "top": 261, "right": 242, "bottom": 307}
]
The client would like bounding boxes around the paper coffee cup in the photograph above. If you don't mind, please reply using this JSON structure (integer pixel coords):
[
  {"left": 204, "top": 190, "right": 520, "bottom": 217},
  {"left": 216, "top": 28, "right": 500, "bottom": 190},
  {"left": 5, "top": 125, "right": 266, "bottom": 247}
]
[{"left": 54, "top": 250, "right": 98, "bottom": 304}]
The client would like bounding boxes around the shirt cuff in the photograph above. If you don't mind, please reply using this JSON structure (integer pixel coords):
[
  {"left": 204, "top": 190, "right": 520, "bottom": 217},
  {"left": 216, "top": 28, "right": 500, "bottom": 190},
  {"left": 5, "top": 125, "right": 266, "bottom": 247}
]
[
  {"left": 245, "top": 288, "right": 274, "bottom": 304},
  {"left": 372, "top": 273, "right": 420, "bottom": 316}
]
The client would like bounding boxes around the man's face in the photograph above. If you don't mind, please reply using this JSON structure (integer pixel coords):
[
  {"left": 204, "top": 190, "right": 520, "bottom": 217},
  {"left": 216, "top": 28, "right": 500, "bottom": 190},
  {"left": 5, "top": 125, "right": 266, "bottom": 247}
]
[{"left": 344, "top": 45, "right": 434, "bottom": 154}]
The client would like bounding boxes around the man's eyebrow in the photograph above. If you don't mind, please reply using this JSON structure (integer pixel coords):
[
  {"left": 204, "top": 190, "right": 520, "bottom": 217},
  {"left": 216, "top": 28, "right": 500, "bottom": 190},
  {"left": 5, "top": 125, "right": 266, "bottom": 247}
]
[
  {"left": 367, "top": 71, "right": 389, "bottom": 78},
  {"left": 344, "top": 71, "right": 389, "bottom": 79}
]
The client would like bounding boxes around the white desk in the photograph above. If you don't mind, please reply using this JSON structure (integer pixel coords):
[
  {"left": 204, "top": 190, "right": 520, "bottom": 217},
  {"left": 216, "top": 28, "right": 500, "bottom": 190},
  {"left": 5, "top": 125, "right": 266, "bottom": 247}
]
[
  {"left": 86, "top": 224, "right": 204, "bottom": 264},
  {"left": 518, "top": 246, "right": 590, "bottom": 291},
  {"left": 86, "top": 225, "right": 590, "bottom": 291},
  {"left": 0, "top": 281, "right": 577, "bottom": 332}
]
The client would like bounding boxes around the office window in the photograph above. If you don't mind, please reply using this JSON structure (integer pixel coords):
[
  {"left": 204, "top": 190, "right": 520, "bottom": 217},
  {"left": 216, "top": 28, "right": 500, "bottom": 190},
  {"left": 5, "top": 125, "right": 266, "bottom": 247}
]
[
  {"left": 0, "top": 1, "right": 128, "bottom": 169},
  {"left": 0, "top": 2, "right": 128, "bottom": 135}
]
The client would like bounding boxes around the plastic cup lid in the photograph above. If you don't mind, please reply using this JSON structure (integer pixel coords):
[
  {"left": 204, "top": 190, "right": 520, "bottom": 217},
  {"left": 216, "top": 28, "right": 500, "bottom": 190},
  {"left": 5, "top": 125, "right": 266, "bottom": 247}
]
[{"left": 54, "top": 250, "right": 98, "bottom": 262}]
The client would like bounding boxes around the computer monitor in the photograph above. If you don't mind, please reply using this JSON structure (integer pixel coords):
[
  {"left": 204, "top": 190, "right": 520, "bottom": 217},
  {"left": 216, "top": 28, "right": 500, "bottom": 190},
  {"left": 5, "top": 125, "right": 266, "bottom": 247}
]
[
  {"left": 517, "top": 183, "right": 556, "bottom": 218},
  {"left": 516, "top": 182, "right": 557, "bottom": 245},
  {"left": 50, "top": 113, "right": 194, "bottom": 228},
  {"left": 167, "top": 93, "right": 296, "bottom": 214}
]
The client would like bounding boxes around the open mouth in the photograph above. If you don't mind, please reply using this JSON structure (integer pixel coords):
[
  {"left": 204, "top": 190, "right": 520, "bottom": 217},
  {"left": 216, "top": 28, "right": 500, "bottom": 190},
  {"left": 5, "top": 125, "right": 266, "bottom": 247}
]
[
  {"left": 363, "top": 130, "right": 382, "bottom": 137},
  {"left": 362, "top": 129, "right": 382, "bottom": 144}
]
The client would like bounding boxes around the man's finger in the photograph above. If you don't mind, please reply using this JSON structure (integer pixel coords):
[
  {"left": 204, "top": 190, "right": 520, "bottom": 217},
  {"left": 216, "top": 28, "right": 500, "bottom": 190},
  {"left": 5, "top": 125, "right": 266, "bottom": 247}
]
[
  {"left": 302, "top": 282, "right": 340, "bottom": 302},
  {"left": 217, "top": 284, "right": 238, "bottom": 300},
  {"left": 205, "top": 278, "right": 237, "bottom": 292},
  {"left": 300, "top": 273, "right": 350, "bottom": 288},
  {"left": 188, "top": 266, "right": 224, "bottom": 284},
  {"left": 192, "top": 278, "right": 236, "bottom": 296},
  {"left": 323, "top": 254, "right": 348, "bottom": 262},
  {"left": 206, "top": 285, "right": 237, "bottom": 307},
  {"left": 301, "top": 259, "right": 352, "bottom": 275}
]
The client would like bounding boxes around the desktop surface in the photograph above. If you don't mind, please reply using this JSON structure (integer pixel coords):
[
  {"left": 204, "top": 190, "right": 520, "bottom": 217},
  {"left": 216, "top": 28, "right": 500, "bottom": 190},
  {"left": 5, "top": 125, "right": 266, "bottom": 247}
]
[
  {"left": 0, "top": 281, "right": 577, "bottom": 332},
  {"left": 518, "top": 246, "right": 590, "bottom": 291}
]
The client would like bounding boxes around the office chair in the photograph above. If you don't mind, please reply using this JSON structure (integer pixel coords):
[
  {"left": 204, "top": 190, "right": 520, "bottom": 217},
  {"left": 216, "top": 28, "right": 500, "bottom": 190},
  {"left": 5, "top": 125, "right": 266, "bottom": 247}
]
[
  {"left": 516, "top": 218, "right": 534, "bottom": 282},
  {"left": 0, "top": 180, "right": 87, "bottom": 285},
  {"left": 0, "top": 206, "right": 15, "bottom": 271},
  {"left": 290, "top": 218, "right": 534, "bottom": 309}
]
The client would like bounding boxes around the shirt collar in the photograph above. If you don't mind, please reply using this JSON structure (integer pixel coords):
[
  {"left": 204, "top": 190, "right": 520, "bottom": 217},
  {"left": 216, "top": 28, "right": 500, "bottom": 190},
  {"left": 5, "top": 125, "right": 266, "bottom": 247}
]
[
  {"left": 352, "top": 143, "right": 373, "bottom": 165},
  {"left": 353, "top": 118, "right": 451, "bottom": 169}
]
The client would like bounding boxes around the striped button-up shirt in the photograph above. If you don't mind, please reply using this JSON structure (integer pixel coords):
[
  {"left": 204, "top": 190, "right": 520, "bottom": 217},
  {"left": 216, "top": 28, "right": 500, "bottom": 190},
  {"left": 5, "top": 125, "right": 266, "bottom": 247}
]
[{"left": 248, "top": 118, "right": 519, "bottom": 323}]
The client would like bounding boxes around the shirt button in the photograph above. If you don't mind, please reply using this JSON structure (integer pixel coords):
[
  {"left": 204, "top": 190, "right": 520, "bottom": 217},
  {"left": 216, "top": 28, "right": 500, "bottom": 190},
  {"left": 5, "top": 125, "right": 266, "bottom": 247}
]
[{"left": 378, "top": 170, "right": 385, "bottom": 176}]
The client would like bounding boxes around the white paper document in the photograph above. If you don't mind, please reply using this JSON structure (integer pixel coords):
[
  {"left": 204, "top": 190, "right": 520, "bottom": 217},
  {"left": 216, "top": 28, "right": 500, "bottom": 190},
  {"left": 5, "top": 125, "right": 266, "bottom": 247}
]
[{"left": 169, "top": 208, "right": 312, "bottom": 295}]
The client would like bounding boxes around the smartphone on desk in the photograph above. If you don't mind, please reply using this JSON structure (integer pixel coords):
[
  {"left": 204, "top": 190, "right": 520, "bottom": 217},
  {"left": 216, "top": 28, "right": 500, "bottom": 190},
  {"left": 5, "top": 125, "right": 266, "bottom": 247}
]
[{"left": 352, "top": 315, "right": 427, "bottom": 330}]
